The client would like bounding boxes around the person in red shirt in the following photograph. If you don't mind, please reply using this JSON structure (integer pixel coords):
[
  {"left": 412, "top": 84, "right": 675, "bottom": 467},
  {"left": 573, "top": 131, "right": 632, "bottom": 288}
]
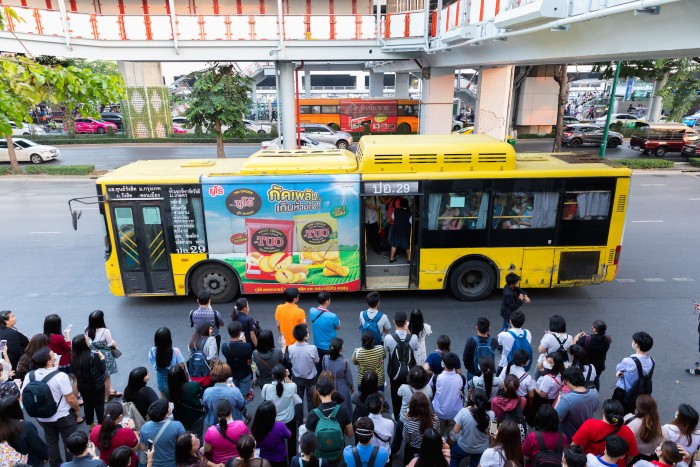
[
  {"left": 522, "top": 404, "right": 570, "bottom": 467},
  {"left": 43, "top": 314, "right": 72, "bottom": 372},
  {"left": 571, "top": 399, "right": 639, "bottom": 467},
  {"left": 89, "top": 402, "right": 139, "bottom": 467}
]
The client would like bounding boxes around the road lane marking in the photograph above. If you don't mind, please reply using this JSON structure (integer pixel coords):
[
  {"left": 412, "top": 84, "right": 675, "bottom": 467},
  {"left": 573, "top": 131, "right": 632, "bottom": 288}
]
[
  {"left": 643, "top": 278, "right": 665, "bottom": 282},
  {"left": 632, "top": 220, "right": 663, "bottom": 223},
  {"left": 672, "top": 278, "right": 695, "bottom": 282},
  {"left": 8, "top": 193, "right": 37, "bottom": 196},
  {"left": 691, "top": 198, "right": 700, "bottom": 201},
  {"left": 29, "top": 231, "right": 61, "bottom": 234},
  {"left": 615, "top": 279, "right": 636, "bottom": 282}
]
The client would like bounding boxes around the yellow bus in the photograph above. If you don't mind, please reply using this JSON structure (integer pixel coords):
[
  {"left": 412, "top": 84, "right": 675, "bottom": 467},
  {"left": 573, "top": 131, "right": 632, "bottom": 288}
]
[
  {"left": 73, "top": 134, "right": 630, "bottom": 302},
  {"left": 299, "top": 98, "right": 420, "bottom": 134}
]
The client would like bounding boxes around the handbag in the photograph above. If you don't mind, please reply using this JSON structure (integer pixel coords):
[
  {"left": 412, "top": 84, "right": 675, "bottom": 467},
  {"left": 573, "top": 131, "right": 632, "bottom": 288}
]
[{"left": 111, "top": 348, "right": 123, "bottom": 359}]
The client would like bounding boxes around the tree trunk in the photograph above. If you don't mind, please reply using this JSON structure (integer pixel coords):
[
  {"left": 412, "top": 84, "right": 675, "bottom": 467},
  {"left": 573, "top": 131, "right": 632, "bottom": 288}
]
[
  {"left": 6, "top": 134, "right": 20, "bottom": 171},
  {"left": 215, "top": 119, "right": 225, "bottom": 158},
  {"left": 648, "top": 72, "right": 668, "bottom": 123},
  {"left": 552, "top": 64, "right": 568, "bottom": 153}
]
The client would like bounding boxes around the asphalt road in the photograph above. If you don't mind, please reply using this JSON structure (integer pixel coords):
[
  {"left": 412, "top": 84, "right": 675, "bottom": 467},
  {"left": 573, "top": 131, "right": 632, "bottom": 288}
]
[{"left": 0, "top": 174, "right": 699, "bottom": 422}]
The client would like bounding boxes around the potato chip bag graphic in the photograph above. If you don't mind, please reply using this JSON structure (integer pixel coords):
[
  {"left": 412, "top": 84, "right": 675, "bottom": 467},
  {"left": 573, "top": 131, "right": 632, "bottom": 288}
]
[
  {"left": 295, "top": 213, "right": 339, "bottom": 266},
  {"left": 245, "top": 219, "right": 294, "bottom": 281}
]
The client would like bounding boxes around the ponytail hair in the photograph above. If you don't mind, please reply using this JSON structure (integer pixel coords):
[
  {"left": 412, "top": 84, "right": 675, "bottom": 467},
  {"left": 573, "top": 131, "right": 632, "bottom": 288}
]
[
  {"left": 99, "top": 402, "right": 124, "bottom": 451},
  {"left": 237, "top": 434, "right": 256, "bottom": 467},
  {"left": 471, "top": 388, "right": 490, "bottom": 433},
  {"left": 328, "top": 337, "right": 343, "bottom": 361},
  {"left": 232, "top": 297, "right": 248, "bottom": 321},
  {"left": 216, "top": 399, "right": 233, "bottom": 438},
  {"left": 501, "top": 374, "right": 520, "bottom": 399},
  {"left": 272, "top": 363, "right": 286, "bottom": 398},
  {"left": 300, "top": 431, "right": 320, "bottom": 467},
  {"left": 478, "top": 356, "right": 495, "bottom": 398}
]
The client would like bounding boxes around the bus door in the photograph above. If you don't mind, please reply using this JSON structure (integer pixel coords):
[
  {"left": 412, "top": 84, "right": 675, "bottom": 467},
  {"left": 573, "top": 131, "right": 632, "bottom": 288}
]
[{"left": 111, "top": 203, "right": 174, "bottom": 295}]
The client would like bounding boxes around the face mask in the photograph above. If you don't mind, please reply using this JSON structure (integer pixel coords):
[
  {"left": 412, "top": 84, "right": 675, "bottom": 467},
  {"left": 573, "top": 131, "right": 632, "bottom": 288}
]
[
  {"left": 632, "top": 342, "right": 636, "bottom": 351},
  {"left": 543, "top": 361, "right": 553, "bottom": 370}
]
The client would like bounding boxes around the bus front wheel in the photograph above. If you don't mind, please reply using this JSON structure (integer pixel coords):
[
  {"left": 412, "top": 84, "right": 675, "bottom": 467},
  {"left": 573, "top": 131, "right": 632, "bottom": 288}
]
[
  {"left": 449, "top": 260, "right": 496, "bottom": 301},
  {"left": 190, "top": 263, "right": 238, "bottom": 303}
]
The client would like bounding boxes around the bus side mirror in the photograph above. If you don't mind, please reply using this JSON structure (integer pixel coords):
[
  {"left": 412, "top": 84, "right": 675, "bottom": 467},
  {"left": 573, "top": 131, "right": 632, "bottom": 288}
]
[{"left": 71, "top": 209, "right": 82, "bottom": 231}]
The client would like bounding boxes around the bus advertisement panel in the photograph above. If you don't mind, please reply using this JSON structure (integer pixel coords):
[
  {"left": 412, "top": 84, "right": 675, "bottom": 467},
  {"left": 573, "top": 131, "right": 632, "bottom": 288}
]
[
  {"left": 202, "top": 174, "right": 361, "bottom": 294},
  {"left": 339, "top": 100, "right": 398, "bottom": 133}
]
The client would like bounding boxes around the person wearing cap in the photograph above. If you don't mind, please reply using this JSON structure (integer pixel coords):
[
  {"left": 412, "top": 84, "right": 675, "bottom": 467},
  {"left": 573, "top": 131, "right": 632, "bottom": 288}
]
[{"left": 343, "top": 417, "right": 389, "bottom": 467}]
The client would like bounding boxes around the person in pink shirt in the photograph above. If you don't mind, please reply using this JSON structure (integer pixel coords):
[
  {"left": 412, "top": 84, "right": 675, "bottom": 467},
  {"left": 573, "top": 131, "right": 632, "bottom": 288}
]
[{"left": 204, "top": 399, "right": 249, "bottom": 465}]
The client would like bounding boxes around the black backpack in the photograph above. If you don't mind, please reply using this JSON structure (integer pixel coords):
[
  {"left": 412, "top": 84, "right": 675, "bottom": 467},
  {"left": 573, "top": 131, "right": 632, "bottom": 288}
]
[
  {"left": 551, "top": 334, "right": 570, "bottom": 362},
  {"left": 532, "top": 431, "right": 564, "bottom": 467},
  {"left": 624, "top": 356, "right": 654, "bottom": 409},
  {"left": 387, "top": 332, "right": 416, "bottom": 383},
  {"left": 502, "top": 399, "right": 528, "bottom": 443},
  {"left": 22, "top": 370, "right": 61, "bottom": 418},
  {"left": 351, "top": 445, "right": 380, "bottom": 467}
]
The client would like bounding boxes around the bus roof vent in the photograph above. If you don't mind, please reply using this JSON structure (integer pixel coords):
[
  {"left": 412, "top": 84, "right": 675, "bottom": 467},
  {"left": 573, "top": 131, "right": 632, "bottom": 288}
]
[
  {"left": 443, "top": 154, "right": 473, "bottom": 164},
  {"left": 240, "top": 149, "right": 358, "bottom": 174},
  {"left": 408, "top": 154, "right": 438, "bottom": 164}
]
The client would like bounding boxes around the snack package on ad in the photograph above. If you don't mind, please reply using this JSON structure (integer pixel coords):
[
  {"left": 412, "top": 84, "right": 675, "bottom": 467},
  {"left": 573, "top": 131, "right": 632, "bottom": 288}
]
[
  {"left": 295, "top": 213, "right": 340, "bottom": 266},
  {"left": 245, "top": 219, "right": 294, "bottom": 281}
]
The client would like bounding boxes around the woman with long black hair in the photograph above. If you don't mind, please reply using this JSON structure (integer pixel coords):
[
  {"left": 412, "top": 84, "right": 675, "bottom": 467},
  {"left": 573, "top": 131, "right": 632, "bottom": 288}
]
[
  {"left": 479, "top": 420, "right": 523, "bottom": 467},
  {"left": 89, "top": 402, "right": 138, "bottom": 467},
  {"left": 71, "top": 333, "right": 107, "bottom": 427},
  {"left": 321, "top": 337, "right": 353, "bottom": 415},
  {"left": 14, "top": 333, "right": 49, "bottom": 382},
  {"left": 166, "top": 365, "right": 205, "bottom": 434},
  {"left": 351, "top": 370, "right": 380, "bottom": 422},
  {"left": 408, "top": 309, "right": 431, "bottom": 366},
  {"left": 251, "top": 401, "right": 291, "bottom": 467},
  {"left": 189, "top": 321, "right": 218, "bottom": 367},
  {"left": 148, "top": 327, "right": 185, "bottom": 397},
  {"left": 408, "top": 428, "right": 449, "bottom": 467},
  {"left": 469, "top": 357, "right": 502, "bottom": 402},
  {"left": 261, "top": 364, "right": 298, "bottom": 463},
  {"left": 86, "top": 310, "right": 121, "bottom": 402},
  {"left": 403, "top": 391, "right": 441, "bottom": 465},
  {"left": 449, "top": 388, "right": 492, "bottom": 467},
  {"left": 226, "top": 434, "right": 272, "bottom": 467},
  {"left": 122, "top": 366, "right": 159, "bottom": 421},
  {"left": 253, "top": 330, "right": 285, "bottom": 387},
  {"left": 291, "top": 432, "right": 329, "bottom": 467},
  {"left": 204, "top": 399, "right": 250, "bottom": 465},
  {"left": 0, "top": 396, "right": 49, "bottom": 467},
  {"left": 43, "top": 314, "right": 71, "bottom": 373}
]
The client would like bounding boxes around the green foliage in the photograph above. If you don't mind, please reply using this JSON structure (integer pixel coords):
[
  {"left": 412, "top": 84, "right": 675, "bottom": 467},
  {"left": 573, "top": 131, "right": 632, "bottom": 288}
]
[
  {"left": 0, "top": 164, "right": 95, "bottom": 175},
  {"left": 616, "top": 159, "right": 674, "bottom": 169},
  {"left": 689, "top": 158, "right": 700, "bottom": 168},
  {"left": 656, "top": 60, "right": 700, "bottom": 122},
  {"left": 0, "top": 166, "right": 12, "bottom": 175}
]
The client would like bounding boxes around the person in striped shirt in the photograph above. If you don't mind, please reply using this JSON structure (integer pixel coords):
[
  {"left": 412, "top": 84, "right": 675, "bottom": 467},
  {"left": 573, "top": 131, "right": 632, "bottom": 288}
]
[{"left": 352, "top": 331, "right": 385, "bottom": 391}]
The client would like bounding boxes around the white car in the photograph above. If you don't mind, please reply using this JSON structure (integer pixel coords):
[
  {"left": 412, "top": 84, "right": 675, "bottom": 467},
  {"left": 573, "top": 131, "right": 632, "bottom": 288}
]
[
  {"left": 10, "top": 122, "right": 46, "bottom": 136},
  {"left": 594, "top": 113, "right": 642, "bottom": 128},
  {"left": 261, "top": 135, "right": 337, "bottom": 150},
  {"left": 0, "top": 138, "right": 60, "bottom": 164},
  {"left": 244, "top": 119, "right": 272, "bottom": 134}
]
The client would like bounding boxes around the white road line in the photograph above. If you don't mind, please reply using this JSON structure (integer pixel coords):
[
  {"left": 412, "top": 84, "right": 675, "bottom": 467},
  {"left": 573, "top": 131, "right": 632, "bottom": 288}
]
[
  {"left": 691, "top": 198, "right": 700, "bottom": 201},
  {"left": 22, "top": 293, "right": 40, "bottom": 297},
  {"left": 8, "top": 193, "right": 37, "bottom": 196},
  {"left": 29, "top": 231, "right": 61, "bottom": 234},
  {"left": 672, "top": 278, "right": 695, "bottom": 282},
  {"left": 49, "top": 292, "right": 70, "bottom": 296},
  {"left": 643, "top": 278, "right": 666, "bottom": 282},
  {"left": 640, "top": 184, "right": 666, "bottom": 186},
  {"left": 615, "top": 279, "right": 636, "bottom": 283},
  {"left": 632, "top": 220, "right": 663, "bottom": 223}
]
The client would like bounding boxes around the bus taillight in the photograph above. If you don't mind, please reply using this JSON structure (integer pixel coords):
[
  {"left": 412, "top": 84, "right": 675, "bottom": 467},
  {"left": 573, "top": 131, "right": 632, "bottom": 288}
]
[{"left": 613, "top": 245, "right": 622, "bottom": 265}]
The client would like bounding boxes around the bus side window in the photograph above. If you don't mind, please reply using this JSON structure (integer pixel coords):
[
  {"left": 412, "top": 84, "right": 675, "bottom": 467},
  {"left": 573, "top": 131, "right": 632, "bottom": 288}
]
[
  {"left": 495, "top": 191, "right": 559, "bottom": 229},
  {"left": 562, "top": 191, "right": 611, "bottom": 220}
]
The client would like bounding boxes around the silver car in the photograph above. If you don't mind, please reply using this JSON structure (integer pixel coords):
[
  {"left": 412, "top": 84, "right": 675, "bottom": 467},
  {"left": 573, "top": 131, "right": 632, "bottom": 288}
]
[
  {"left": 300, "top": 124, "right": 353, "bottom": 149},
  {"left": 562, "top": 124, "right": 624, "bottom": 148}
]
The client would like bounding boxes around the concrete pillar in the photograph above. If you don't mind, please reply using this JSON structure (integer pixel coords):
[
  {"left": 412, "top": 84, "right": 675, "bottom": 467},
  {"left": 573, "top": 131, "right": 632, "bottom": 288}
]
[
  {"left": 117, "top": 61, "right": 164, "bottom": 86},
  {"left": 277, "top": 61, "right": 297, "bottom": 150},
  {"left": 418, "top": 67, "right": 455, "bottom": 135},
  {"left": 395, "top": 72, "right": 410, "bottom": 98},
  {"left": 475, "top": 66, "right": 515, "bottom": 141},
  {"left": 304, "top": 70, "right": 312, "bottom": 98},
  {"left": 117, "top": 61, "right": 170, "bottom": 138},
  {"left": 368, "top": 71, "right": 384, "bottom": 98}
]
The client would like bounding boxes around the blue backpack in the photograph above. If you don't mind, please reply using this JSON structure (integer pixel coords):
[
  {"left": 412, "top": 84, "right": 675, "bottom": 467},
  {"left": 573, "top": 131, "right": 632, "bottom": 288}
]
[
  {"left": 359, "top": 310, "right": 383, "bottom": 345},
  {"left": 187, "top": 338, "right": 211, "bottom": 377},
  {"left": 507, "top": 330, "right": 533, "bottom": 371},
  {"left": 472, "top": 336, "right": 495, "bottom": 376}
]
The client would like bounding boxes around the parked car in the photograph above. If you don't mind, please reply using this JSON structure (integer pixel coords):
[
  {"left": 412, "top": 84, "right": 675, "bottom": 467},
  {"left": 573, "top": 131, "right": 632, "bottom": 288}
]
[
  {"left": 100, "top": 112, "right": 123, "bottom": 130},
  {"left": 0, "top": 138, "right": 60, "bottom": 164},
  {"left": 681, "top": 140, "right": 700, "bottom": 157},
  {"left": 563, "top": 116, "right": 580, "bottom": 125},
  {"left": 261, "top": 135, "right": 337, "bottom": 150},
  {"left": 172, "top": 124, "right": 187, "bottom": 134},
  {"left": 629, "top": 123, "right": 698, "bottom": 157},
  {"left": 595, "top": 113, "right": 644, "bottom": 128},
  {"left": 299, "top": 124, "right": 353, "bottom": 149},
  {"left": 172, "top": 116, "right": 189, "bottom": 126},
  {"left": 10, "top": 122, "right": 46, "bottom": 136},
  {"left": 74, "top": 118, "right": 118, "bottom": 134},
  {"left": 244, "top": 119, "right": 272, "bottom": 134},
  {"left": 681, "top": 111, "right": 700, "bottom": 128},
  {"left": 452, "top": 120, "right": 464, "bottom": 131},
  {"left": 562, "top": 124, "right": 624, "bottom": 148}
]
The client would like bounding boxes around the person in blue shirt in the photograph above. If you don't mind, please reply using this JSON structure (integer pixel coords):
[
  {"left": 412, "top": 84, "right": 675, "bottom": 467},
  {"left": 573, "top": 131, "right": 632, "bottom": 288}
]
[
  {"left": 309, "top": 292, "right": 340, "bottom": 373},
  {"left": 612, "top": 331, "right": 654, "bottom": 414},
  {"left": 343, "top": 417, "right": 389, "bottom": 467},
  {"left": 138, "top": 400, "right": 186, "bottom": 467}
]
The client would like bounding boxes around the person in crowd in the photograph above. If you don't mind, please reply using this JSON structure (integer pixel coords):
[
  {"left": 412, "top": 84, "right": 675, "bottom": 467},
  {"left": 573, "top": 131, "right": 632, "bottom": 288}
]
[
  {"left": 367, "top": 393, "right": 394, "bottom": 459},
  {"left": 574, "top": 320, "right": 612, "bottom": 391},
  {"left": 343, "top": 417, "right": 390, "bottom": 467},
  {"left": 496, "top": 310, "right": 532, "bottom": 376},
  {"left": 0, "top": 395, "right": 49, "bottom": 467},
  {"left": 585, "top": 436, "right": 629, "bottom": 467},
  {"left": 89, "top": 402, "right": 138, "bottom": 467},
  {"left": 322, "top": 337, "right": 354, "bottom": 415},
  {"left": 292, "top": 432, "right": 330, "bottom": 467},
  {"left": 204, "top": 399, "right": 249, "bottom": 465},
  {"left": 139, "top": 399, "right": 186, "bottom": 467},
  {"left": 385, "top": 311, "right": 418, "bottom": 422},
  {"left": 462, "top": 318, "right": 497, "bottom": 383},
  {"left": 226, "top": 434, "right": 272, "bottom": 467},
  {"left": 231, "top": 297, "right": 258, "bottom": 349},
  {"left": 0, "top": 310, "right": 29, "bottom": 370},
  {"left": 21, "top": 348, "right": 80, "bottom": 467},
  {"left": 251, "top": 400, "right": 291, "bottom": 467},
  {"left": 353, "top": 331, "right": 385, "bottom": 392},
  {"left": 190, "top": 291, "right": 226, "bottom": 350},
  {"left": 645, "top": 441, "right": 687, "bottom": 467},
  {"left": 109, "top": 446, "right": 141, "bottom": 467},
  {"left": 61, "top": 431, "right": 106, "bottom": 467},
  {"left": 352, "top": 370, "right": 380, "bottom": 423},
  {"left": 385, "top": 198, "right": 412, "bottom": 263},
  {"left": 449, "top": 388, "right": 492, "bottom": 467},
  {"left": 569, "top": 345, "right": 597, "bottom": 388},
  {"left": 0, "top": 348, "right": 19, "bottom": 398},
  {"left": 555, "top": 367, "right": 600, "bottom": 440},
  {"left": 275, "top": 288, "right": 306, "bottom": 345},
  {"left": 86, "top": 310, "right": 121, "bottom": 402},
  {"left": 661, "top": 404, "right": 700, "bottom": 465},
  {"left": 288, "top": 323, "right": 319, "bottom": 423},
  {"left": 359, "top": 292, "right": 392, "bottom": 345},
  {"left": 15, "top": 333, "right": 49, "bottom": 381},
  {"left": 253, "top": 330, "right": 285, "bottom": 387},
  {"left": 571, "top": 399, "right": 638, "bottom": 467},
  {"left": 148, "top": 327, "right": 185, "bottom": 398},
  {"left": 426, "top": 335, "right": 455, "bottom": 377},
  {"left": 203, "top": 363, "right": 247, "bottom": 429},
  {"left": 504, "top": 349, "right": 536, "bottom": 400},
  {"left": 365, "top": 197, "right": 382, "bottom": 254},
  {"left": 71, "top": 333, "right": 107, "bottom": 427},
  {"left": 499, "top": 273, "right": 530, "bottom": 333},
  {"left": 433, "top": 352, "right": 465, "bottom": 437},
  {"left": 408, "top": 309, "right": 432, "bottom": 366},
  {"left": 534, "top": 351, "right": 566, "bottom": 403},
  {"left": 408, "top": 428, "right": 449, "bottom": 467},
  {"left": 175, "top": 431, "right": 220, "bottom": 467},
  {"left": 44, "top": 314, "right": 72, "bottom": 373},
  {"left": 403, "top": 392, "right": 440, "bottom": 465},
  {"left": 490, "top": 374, "right": 527, "bottom": 423},
  {"left": 613, "top": 331, "right": 655, "bottom": 414},
  {"left": 564, "top": 446, "right": 587, "bottom": 467},
  {"left": 261, "top": 364, "right": 297, "bottom": 463},
  {"left": 310, "top": 292, "right": 340, "bottom": 368},
  {"left": 166, "top": 364, "right": 205, "bottom": 434},
  {"left": 522, "top": 404, "right": 569, "bottom": 467},
  {"left": 537, "top": 315, "right": 573, "bottom": 370},
  {"left": 222, "top": 321, "right": 254, "bottom": 398},
  {"left": 479, "top": 419, "right": 522, "bottom": 467},
  {"left": 624, "top": 395, "right": 664, "bottom": 462},
  {"left": 123, "top": 366, "right": 159, "bottom": 421},
  {"left": 469, "top": 357, "right": 502, "bottom": 402},
  {"left": 189, "top": 321, "right": 218, "bottom": 368},
  {"left": 393, "top": 365, "right": 432, "bottom": 455}
]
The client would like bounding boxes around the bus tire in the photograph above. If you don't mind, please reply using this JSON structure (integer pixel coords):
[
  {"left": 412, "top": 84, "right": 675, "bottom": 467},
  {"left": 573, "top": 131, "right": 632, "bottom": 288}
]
[
  {"left": 397, "top": 123, "right": 411, "bottom": 134},
  {"left": 448, "top": 260, "right": 496, "bottom": 301},
  {"left": 328, "top": 123, "right": 340, "bottom": 131},
  {"left": 190, "top": 263, "right": 238, "bottom": 303}
]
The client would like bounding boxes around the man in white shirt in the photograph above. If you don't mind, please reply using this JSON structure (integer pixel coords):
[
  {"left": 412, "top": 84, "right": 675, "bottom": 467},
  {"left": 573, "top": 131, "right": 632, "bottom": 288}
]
[
  {"left": 22, "top": 347, "right": 80, "bottom": 467},
  {"left": 367, "top": 394, "right": 394, "bottom": 460},
  {"left": 496, "top": 310, "right": 531, "bottom": 375}
]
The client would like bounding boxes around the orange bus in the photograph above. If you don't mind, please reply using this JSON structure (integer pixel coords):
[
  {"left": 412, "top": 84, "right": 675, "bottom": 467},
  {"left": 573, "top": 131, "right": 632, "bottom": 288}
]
[{"left": 299, "top": 98, "right": 420, "bottom": 134}]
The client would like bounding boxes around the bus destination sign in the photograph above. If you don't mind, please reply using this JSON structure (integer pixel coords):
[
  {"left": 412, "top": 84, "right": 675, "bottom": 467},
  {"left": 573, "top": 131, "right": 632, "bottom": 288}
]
[{"left": 362, "top": 181, "right": 419, "bottom": 196}]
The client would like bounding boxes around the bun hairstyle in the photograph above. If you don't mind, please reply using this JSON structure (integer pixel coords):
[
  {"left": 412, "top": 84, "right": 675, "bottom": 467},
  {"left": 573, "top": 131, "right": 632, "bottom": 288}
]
[
  {"left": 602, "top": 399, "right": 625, "bottom": 427},
  {"left": 328, "top": 337, "right": 343, "bottom": 361}
]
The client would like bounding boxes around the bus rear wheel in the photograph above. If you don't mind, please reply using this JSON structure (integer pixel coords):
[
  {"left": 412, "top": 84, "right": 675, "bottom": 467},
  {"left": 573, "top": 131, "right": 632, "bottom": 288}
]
[
  {"left": 190, "top": 263, "right": 238, "bottom": 303},
  {"left": 397, "top": 123, "right": 411, "bottom": 134},
  {"left": 449, "top": 260, "right": 496, "bottom": 301}
]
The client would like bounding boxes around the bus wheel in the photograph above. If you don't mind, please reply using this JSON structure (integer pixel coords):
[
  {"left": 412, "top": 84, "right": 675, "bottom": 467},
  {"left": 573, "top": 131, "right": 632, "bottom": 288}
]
[
  {"left": 449, "top": 260, "right": 496, "bottom": 301},
  {"left": 397, "top": 123, "right": 411, "bottom": 134},
  {"left": 190, "top": 263, "right": 238, "bottom": 303},
  {"left": 328, "top": 123, "right": 340, "bottom": 131}
]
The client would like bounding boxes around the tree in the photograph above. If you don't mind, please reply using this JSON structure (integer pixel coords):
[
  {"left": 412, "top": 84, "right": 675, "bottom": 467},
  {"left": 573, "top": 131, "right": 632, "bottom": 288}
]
[
  {"left": 183, "top": 64, "right": 253, "bottom": 158},
  {"left": 552, "top": 64, "right": 568, "bottom": 153},
  {"left": 0, "top": 7, "right": 125, "bottom": 171}
]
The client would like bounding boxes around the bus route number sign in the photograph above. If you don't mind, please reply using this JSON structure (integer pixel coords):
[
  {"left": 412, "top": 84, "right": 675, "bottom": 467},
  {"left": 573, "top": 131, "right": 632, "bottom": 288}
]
[{"left": 363, "top": 181, "right": 419, "bottom": 196}]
